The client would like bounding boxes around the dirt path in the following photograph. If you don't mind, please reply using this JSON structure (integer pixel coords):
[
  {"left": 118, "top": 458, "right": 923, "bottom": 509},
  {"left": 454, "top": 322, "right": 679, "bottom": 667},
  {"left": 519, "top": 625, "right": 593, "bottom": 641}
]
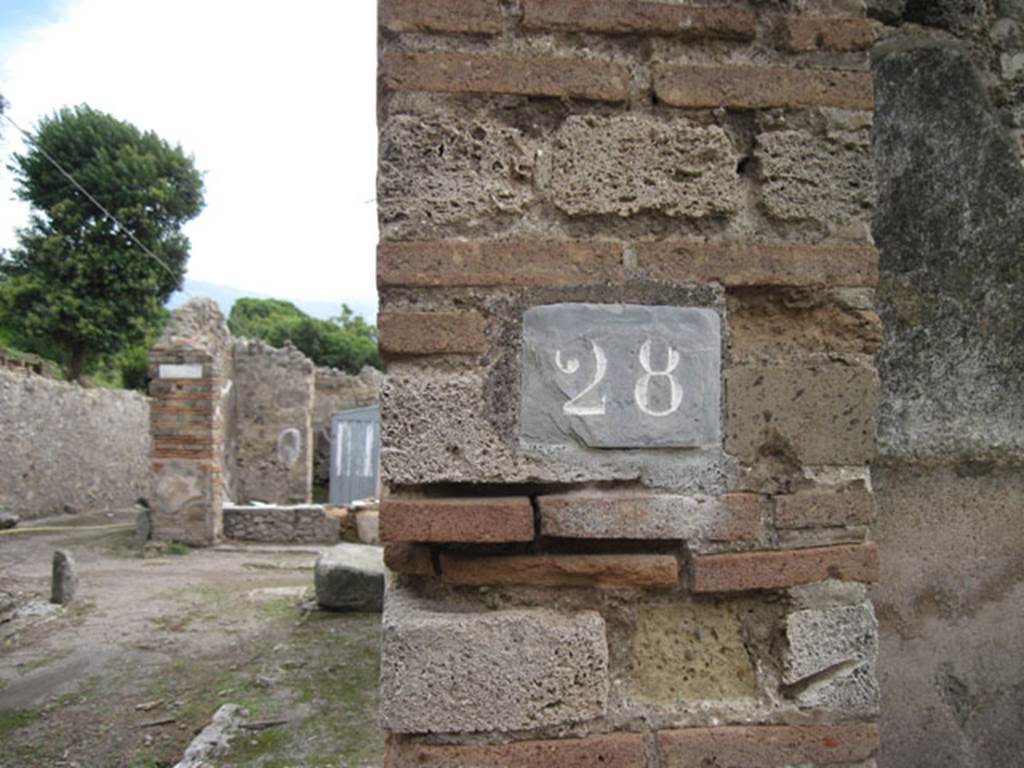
[{"left": 0, "top": 509, "right": 384, "bottom": 768}]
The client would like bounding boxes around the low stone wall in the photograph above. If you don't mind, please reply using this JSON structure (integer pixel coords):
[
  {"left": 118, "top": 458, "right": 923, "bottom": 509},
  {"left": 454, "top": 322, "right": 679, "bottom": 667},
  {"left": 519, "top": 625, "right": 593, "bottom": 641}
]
[
  {"left": 222, "top": 504, "right": 339, "bottom": 544},
  {"left": 0, "top": 368, "right": 149, "bottom": 519}
]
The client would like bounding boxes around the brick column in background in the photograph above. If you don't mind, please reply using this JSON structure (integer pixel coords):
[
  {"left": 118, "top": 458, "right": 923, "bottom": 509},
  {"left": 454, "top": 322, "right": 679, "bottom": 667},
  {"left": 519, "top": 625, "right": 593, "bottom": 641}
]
[
  {"left": 375, "top": 1, "right": 881, "bottom": 765},
  {"left": 148, "top": 299, "right": 232, "bottom": 545}
]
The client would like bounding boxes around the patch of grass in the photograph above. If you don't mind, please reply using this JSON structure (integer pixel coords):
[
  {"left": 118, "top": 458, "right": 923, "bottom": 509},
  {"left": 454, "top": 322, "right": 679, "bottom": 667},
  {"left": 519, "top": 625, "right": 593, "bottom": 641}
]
[
  {"left": 0, "top": 708, "right": 41, "bottom": 740},
  {"left": 126, "top": 749, "right": 160, "bottom": 768},
  {"left": 165, "top": 542, "right": 190, "bottom": 556},
  {"left": 19, "top": 650, "right": 71, "bottom": 674}
]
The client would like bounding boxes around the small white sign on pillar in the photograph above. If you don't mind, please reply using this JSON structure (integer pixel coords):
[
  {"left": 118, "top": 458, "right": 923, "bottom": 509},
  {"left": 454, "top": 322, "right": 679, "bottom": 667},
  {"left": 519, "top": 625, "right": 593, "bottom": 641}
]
[{"left": 158, "top": 363, "right": 204, "bottom": 379}]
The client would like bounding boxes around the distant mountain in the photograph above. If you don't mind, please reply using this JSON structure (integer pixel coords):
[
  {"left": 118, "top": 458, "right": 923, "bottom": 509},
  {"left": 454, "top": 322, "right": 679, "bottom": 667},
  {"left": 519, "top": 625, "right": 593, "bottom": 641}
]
[{"left": 167, "top": 279, "right": 378, "bottom": 324}]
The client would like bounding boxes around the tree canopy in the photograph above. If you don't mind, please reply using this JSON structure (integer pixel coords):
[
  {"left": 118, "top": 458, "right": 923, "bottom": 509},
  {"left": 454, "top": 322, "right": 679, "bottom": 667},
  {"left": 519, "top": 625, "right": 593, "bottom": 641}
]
[
  {"left": 228, "top": 298, "right": 380, "bottom": 374},
  {"left": 0, "top": 104, "right": 204, "bottom": 381}
]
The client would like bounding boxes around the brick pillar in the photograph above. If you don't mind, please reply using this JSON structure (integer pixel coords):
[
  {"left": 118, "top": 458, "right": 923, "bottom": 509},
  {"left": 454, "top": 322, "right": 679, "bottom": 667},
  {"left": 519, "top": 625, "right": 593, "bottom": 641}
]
[
  {"left": 377, "top": 2, "right": 881, "bottom": 765},
  {"left": 148, "top": 299, "right": 233, "bottom": 545}
]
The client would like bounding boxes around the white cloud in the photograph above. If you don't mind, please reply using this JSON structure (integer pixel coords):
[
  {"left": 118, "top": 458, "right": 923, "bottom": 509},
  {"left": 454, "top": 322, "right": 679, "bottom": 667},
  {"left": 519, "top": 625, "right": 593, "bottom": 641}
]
[{"left": 0, "top": 0, "right": 379, "bottom": 313}]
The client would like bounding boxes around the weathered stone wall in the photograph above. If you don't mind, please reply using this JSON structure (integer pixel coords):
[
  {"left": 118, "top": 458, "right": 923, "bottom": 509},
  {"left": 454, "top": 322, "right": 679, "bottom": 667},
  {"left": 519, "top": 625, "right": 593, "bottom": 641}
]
[
  {"left": 0, "top": 367, "right": 150, "bottom": 520},
  {"left": 222, "top": 504, "right": 339, "bottom": 544},
  {"left": 376, "top": 2, "right": 881, "bottom": 765},
  {"left": 312, "top": 366, "right": 382, "bottom": 486},
  {"left": 868, "top": 3, "right": 1024, "bottom": 765},
  {"left": 232, "top": 339, "right": 315, "bottom": 505}
]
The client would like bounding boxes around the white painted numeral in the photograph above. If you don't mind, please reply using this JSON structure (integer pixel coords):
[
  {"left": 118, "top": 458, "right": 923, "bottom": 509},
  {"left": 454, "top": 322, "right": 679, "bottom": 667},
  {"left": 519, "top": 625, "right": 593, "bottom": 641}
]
[
  {"left": 555, "top": 341, "right": 607, "bottom": 416},
  {"left": 634, "top": 339, "right": 683, "bottom": 417}
]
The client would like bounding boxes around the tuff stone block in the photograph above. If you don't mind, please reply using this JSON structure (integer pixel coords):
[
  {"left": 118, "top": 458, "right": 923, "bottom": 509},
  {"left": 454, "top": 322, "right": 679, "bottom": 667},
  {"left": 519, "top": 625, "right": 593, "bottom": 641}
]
[
  {"left": 724, "top": 363, "right": 879, "bottom": 464},
  {"left": 386, "top": 734, "right": 646, "bottom": 768},
  {"left": 520, "top": 304, "right": 721, "bottom": 449},
  {"left": 635, "top": 241, "right": 879, "bottom": 288},
  {"left": 756, "top": 126, "right": 875, "bottom": 232},
  {"left": 691, "top": 543, "right": 880, "bottom": 593},
  {"left": 657, "top": 723, "right": 880, "bottom": 766},
  {"left": 379, "top": 497, "right": 535, "bottom": 543},
  {"left": 539, "top": 493, "right": 761, "bottom": 542},
  {"left": 380, "top": 585, "right": 609, "bottom": 733},
  {"left": 522, "top": 1, "right": 755, "bottom": 38},
  {"left": 314, "top": 543, "right": 385, "bottom": 612},
  {"left": 378, "top": 311, "right": 488, "bottom": 356},
  {"left": 653, "top": 64, "right": 874, "bottom": 110},
  {"left": 379, "top": 0, "right": 503, "bottom": 34},
  {"left": 541, "top": 115, "right": 740, "bottom": 218},
  {"left": 631, "top": 603, "right": 757, "bottom": 703},
  {"left": 440, "top": 553, "right": 680, "bottom": 589},
  {"left": 380, "top": 52, "right": 630, "bottom": 102},
  {"left": 378, "top": 115, "right": 535, "bottom": 237},
  {"left": 377, "top": 240, "right": 624, "bottom": 288},
  {"left": 727, "top": 292, "right": 883, "bottom": 358},
  {"left": 774, "top": 493, "right": 876, "bottom": 529}
]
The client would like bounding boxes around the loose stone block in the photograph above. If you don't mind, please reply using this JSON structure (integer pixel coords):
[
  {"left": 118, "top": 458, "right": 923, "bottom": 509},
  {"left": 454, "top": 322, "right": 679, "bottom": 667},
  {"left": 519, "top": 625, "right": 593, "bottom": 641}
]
[
  {"left": 386, "top": 733, "right": 646, "bottom": 768},
  {"left": 380, "top": 52, "right": 630, "bottom": 102},
  {"left": 380, "top": 585, "right": 609, "bottom": 733},
  {"left": 378, "top": 311, "right": 488, "bottom": 356},
  {"left": 377, "top": 240, "right": 624, "bottom": 288},
  {"left": 379, "top": 0, "right": 503, "bottom": 34},
  {"left": 774, "top": 493, "right": 876, "bottom": 529},
  {"left": 756, "top": 127, "right": 875, "bottom": 230},
  {"left": 539, "top": 493, "right": 761, "bottom": 542},
  {"left": 440, "top": 553, "right": 679, "bottom": 589},
  {"left": 725, "top": 363, "right": 879, "bottom": 464},
  {"left": 522, "top": 1, "right": 755, "bottom": 38},
  {"left": 635, "top": 241, "right": 880, "bottom": 288},
  {"left": 631, "top": 603, "right": 757, "bottom": 704},
  {"left": 314, "top": 543, "right": 385, "bottom": 612},
  {"left": 51, "top": 549, "right": 78, "bottom": 605},
  {"left": 653, "top": 64, "right": 874, "bottom": 110},
  {"left": 380, "top": 497, "right": 535, "bottom": 543},
  {"left": 541, "top": 115, "right": 740, "bottom": 219},
  {"left": 521, "top": 304, "right": 721, "bottom": 449},
  {"left": 691, "top": 543, "right": 880, "bottom": 593},
  {"left": 657, "top": 723, "right": 880, "bottom": 766}
]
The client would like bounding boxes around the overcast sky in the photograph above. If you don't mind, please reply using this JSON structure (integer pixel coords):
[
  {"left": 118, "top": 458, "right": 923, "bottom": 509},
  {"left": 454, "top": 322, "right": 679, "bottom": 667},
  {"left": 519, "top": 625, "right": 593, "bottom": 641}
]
[{"left": 0, "top": 0, "right": 379, "bottom": 319}]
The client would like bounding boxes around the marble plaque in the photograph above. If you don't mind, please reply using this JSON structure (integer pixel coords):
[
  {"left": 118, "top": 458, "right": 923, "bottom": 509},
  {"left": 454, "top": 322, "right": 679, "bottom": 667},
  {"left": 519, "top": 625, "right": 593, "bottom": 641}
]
[{"left": 520, "top": 304, "right": 721, "bottom": 448}]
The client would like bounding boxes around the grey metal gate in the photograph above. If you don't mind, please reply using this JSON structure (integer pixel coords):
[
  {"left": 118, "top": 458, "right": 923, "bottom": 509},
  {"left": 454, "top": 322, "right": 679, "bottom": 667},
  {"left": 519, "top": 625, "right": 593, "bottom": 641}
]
[{"left": 329, "top": 405, "right": 381, "bottom": 506}]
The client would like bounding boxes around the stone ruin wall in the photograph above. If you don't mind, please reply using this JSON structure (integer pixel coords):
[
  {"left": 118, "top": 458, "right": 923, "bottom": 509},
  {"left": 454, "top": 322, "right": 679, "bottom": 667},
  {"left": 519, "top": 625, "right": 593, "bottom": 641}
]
[
  {"left": 148, "top": 300, "right": 381, "bottom": 542},
  {"left": 375, "top": 2, "right": 882, "bottom": 766},
  {"left": 0, "top": 367, "right": 150, "bottom": 520},
  {"left": 866, "top": 2, "right": 1024, "bottom": 766}
]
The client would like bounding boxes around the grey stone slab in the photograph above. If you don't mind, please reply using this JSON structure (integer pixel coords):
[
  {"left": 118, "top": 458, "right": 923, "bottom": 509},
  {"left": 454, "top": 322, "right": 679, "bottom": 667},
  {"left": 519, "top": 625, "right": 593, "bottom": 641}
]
[
  {"left": 380, "top": 580, "right": 609, "bottom": 733},
  {"left": 520, "top": 304, "right": 721, "bottom": 449},
  {"left": 314, "top": 543, "right": 384, "bottom": 612}
]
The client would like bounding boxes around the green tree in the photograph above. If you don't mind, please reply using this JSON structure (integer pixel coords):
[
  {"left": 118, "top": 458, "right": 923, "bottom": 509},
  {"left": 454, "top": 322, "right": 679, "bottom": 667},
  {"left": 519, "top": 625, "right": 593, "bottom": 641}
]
[
  {"left": 0, "top": 104, "right": 204, "bottom": 381},
  {"left": 228, "top": 298, "right": 380, "bottom": 374}
]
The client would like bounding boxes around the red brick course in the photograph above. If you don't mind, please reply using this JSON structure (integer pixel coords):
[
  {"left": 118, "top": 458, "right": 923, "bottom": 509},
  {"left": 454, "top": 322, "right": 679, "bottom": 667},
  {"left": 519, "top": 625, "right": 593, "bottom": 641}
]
[
  {"left": 379, "top": 0, "right": 503, "bottom": 34},
  {"left": 380, "top": 497, "right": 535, "bottom": 543},
  {"left": 381, "top": 52, "right": 630, "bottom": 102},
  {"left": 657, "top": 723, "right": 879, "bottom": 766},
  {"left": 387, "top": 733, "right": 647, "bottom": 767},
  {"left": 691, "top": 543, "right": 880, "bottom": 592},
  {"left": 377, "top": 240, "right": 624, "bottom": 288},
  {"left": 780, "top": 16, "right": 878, "bottom": 52},
  {"left": 653, "top": 64, "right": 873, "bottom": 110},
  {"left": 522, "top": 1, "right": 755, "bottom": 39},
  {"left": 441, "top": 552, "right": 679, "bottom": 589},
  {"left": 378, "top": 311, "right": 487, "bottom": 356},
  {"left": 774, "top": 493, "right": 876, "bottom": 529},
  {"left": 636, "top": 240, "right": 879, "bottom": 287}
]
